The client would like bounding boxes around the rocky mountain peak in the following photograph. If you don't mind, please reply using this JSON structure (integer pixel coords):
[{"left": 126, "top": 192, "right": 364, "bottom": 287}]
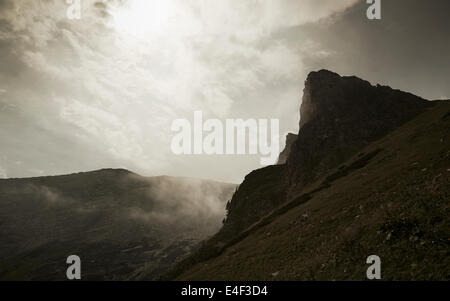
[
  {"left": 287, "top": 70, "right": 432, "bottom": 198},
  {"left": 224, "top": 70, "right": 433, "bottom": 233},
  {"left": 299, "top": 70, "right": 372, "bottom": 128},
  {"left": 181, "top": 69, "right": 435, "bottom": 258},
  {"left": 277, "top": 133, "right": 298, "bottom": 164},
  {"left": 219, "top": 70, "right": 432, "bottom": 239}
]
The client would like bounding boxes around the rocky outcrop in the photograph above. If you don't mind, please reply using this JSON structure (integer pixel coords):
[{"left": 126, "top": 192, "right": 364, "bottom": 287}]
[
  {"left": 286, "top": 70, "right": 432, "bottom": 198},
  {"left": 221, "top": 164, "right": 287, "bottom": 237},
  {"left": 173, "top": 99, "right": 450, "bottom": 280},
  {"left": 165, "top": 70, "right": 438, "bottom": 280},
  {"left": 222, "top": 70, "right": 432, "bottom": 235},
  {"left": 277, "top": 133, "right": 298, "bottom": 164}
]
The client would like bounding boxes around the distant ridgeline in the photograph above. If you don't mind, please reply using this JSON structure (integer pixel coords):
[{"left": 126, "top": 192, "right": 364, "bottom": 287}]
[{"left": 0, "top": 169, "right": 236, "bottom": 280}]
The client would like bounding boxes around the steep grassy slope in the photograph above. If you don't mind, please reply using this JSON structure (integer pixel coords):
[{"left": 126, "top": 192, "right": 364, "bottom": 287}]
[
  {"left": 173, "top": 101, "right": 450, "bottom": 280},
  {"left": 0, "top": 169, "right": 236, "bottom": 280},
  {"left": 163, "top": 71, "right": 438, "bottom": 280}
]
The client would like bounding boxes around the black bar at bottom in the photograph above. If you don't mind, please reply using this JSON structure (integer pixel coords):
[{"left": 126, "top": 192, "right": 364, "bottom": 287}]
[{"left": 1, "top": 281, "right": 446, "bottom": 299}]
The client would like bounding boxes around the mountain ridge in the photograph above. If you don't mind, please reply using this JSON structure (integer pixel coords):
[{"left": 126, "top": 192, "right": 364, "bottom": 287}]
[
  {"left": 221, "top": 69, "right": 432, "bottom": 240},
  {"left": 164, "top": 70, "right": 449, "bottom": 280},
  {"left": 0, "top": 169, "right": 236, "bottom": 280}
]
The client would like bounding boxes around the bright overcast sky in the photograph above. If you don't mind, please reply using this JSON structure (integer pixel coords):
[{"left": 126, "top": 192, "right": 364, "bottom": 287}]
[{"left": 1, "top": 0, "right": 449, "bottom": 183}]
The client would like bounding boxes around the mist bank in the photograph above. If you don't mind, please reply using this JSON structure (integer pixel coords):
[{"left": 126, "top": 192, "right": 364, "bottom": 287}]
[{"left": 0, "top": 169, "right": 237, "bottom": 280}]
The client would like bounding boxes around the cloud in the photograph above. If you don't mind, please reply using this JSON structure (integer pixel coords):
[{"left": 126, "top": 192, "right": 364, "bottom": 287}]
[
  {"left": 184, "top": 0, "right": 358, "bottom": 36},
  {"left": 126, "top": 176, "right": 236, "bottom": 238},
  {"left": 0, "top": 0, "right": 358, "bottom": 182},
  {"left": 0, "top": 165, "right": 7, "bottom": 178},
  {"left": 34, "top": 185, "right": 74, "bottom": 205},
  {"left": 108, "top": 0, "right": 358, "bottom": 37}
]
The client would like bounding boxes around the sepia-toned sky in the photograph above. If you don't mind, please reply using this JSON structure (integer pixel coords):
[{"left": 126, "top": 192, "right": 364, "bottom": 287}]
[{"left": 0, "top": 0, "right": 449, "bottom": 183}]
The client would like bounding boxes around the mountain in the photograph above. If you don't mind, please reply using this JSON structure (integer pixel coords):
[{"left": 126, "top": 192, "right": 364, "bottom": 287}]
[
  {"left": 287, "top": 70, "right": 432, "bottom": 199},
  {"left": 0, "top": 169, "right": 236, "bottom": 280},
  {"left": 165, "top": 70, "right": 450, "bottom": 280},
  {"left": 277, "top": 133, "right": 298, "bottom": 165}
]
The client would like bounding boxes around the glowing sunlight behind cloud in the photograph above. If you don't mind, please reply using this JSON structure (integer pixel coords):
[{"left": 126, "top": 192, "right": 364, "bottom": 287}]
[
  {"left": 0, "top": 0, "right": 361, "bottom": 183},
  {"left": 111, "top": 0, "right": 176, "bottom": 36}
]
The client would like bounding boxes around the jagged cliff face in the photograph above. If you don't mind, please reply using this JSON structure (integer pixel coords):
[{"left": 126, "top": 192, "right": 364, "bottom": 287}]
[
  {"left": 221, "top": 165, "right": 286, "bottom": 237},
  {"left": 286, "top": 70, "right": 431, "bottom": 198},
  {"left": 220, "top": 70, "right": 431, "bottom": 238},
  {"left": 174, "top": 100, "right": 450, "bottom": 280},
  {"left": 167, "top": 71, "right": 448, "bottom": 280},
  {"left": 277, "top": 133, "right": 298, "bottom": 165}
]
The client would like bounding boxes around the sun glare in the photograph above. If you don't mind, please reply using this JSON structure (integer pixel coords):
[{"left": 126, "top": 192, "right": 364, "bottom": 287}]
[{"left": 111, "top": 0, "right": 175, "bottom": 36}]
